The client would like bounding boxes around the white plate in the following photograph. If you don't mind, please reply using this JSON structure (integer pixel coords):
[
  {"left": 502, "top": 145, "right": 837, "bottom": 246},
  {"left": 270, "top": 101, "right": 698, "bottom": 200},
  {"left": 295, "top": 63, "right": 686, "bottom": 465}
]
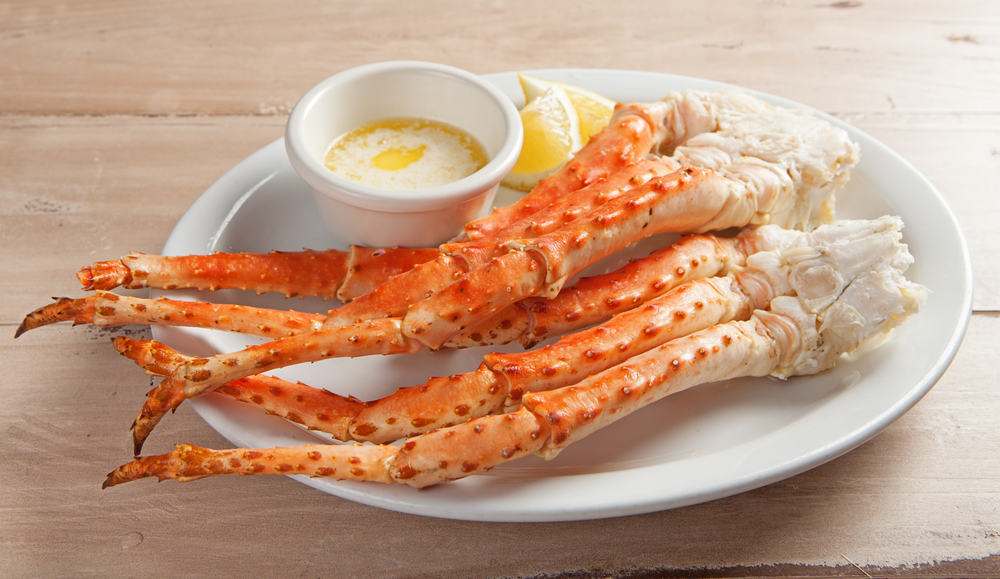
[{"left": 152, "top": 70, "right": 972, "bottom": 522}]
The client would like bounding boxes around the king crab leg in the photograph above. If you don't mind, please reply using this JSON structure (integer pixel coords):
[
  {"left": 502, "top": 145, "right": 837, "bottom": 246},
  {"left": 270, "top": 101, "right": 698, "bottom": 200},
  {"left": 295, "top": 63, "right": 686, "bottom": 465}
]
[
  {"left": 103, "top": 217, "right": 925, "bottom": 489},
  {"left": 110, "top": 337, "right": 364, "bottom": 439},
  {"left": 118, "top": 168, "right": 732, "bottom": 451},
  {"left": 15, "top": 291, "right": 327, "bottom": 340},
  {"left": 350, "top": 88, "right": 858, "bottom": 337},
  {"left": 78, "top": 246, "right": 440, "bottom": 301},
  {"left": 15, "top": 90, "right": 862, "bottom": 468}
]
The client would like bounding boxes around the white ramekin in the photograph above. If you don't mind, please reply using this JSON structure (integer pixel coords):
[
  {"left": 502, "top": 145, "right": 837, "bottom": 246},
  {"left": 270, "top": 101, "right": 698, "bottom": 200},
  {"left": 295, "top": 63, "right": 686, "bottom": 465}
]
[{"left": 285, "top": 61, "right": 523, "bottom": 248}]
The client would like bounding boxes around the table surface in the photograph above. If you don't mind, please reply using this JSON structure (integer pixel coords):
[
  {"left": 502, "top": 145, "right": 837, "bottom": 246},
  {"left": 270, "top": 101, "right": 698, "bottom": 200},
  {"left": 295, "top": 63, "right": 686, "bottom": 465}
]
[{"left": 3, "top": 1, "right": 998, "bottom": 576}]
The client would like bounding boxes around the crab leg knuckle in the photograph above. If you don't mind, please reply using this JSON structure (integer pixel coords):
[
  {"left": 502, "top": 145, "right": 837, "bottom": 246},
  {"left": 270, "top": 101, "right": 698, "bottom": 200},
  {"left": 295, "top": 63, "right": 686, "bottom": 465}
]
[{"left": 389, "top": 408, "right": 548, "bottom": 487}]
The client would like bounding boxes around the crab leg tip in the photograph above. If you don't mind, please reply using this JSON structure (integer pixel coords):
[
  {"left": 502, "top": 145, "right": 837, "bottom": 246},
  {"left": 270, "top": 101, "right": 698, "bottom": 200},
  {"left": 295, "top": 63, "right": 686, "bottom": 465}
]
[
  {"left": 104, "top": 461, "right": 140, "bottom": 488},
  {"left": 15, "top": 296, "right": 92, "bottom": 337},
  {"left": 76, "top": 266, "right": 96, "bottom": 290},
  {"left": 104, "top": 454, "right": 165, "bottom": 488},
  {"left": 131, "top": 430, "right": 146, "bottom": 457},
  {"left": 131, "top": 412, "right": 158, "bottom": 456}
]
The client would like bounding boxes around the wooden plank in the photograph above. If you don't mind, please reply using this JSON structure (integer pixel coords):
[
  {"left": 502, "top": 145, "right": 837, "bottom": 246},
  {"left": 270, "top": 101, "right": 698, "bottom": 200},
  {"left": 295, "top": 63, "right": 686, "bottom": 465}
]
[
  {"left": 1, "top": 0, "right": 997, "bottom": 116},
  {"left": 0, "top": 115, "right": 282, "bottom": 320},
  {"left": 1, "top": 314, "right": 996, "bottom": 576}
]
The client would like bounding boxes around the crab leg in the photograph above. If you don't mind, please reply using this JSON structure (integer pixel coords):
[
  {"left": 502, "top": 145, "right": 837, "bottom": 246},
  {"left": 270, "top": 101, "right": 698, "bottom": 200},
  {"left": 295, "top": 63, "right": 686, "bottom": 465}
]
[
  {"left": 20, "top": 159, "right": 688, "bottom": 340},
  {"left": 80, "top": 247, "right": 439, "bottom": 301},
  {"left": 128, "top": 316, "right": 425, "bottom": 453},
  {"left": 88, "top": 94, "right": 731, "bottom": 332},
  {"left": 111, "top": 337, "right": 364, "bottom": 438},
  {"left": 350, "top": 275, "right": 756, "bottom": 443},
  {"left": 30, "top": 93, "right": 794, "bottom": 339},
  {"left": 123, "top": 167, "right": 720, "bottom": 451},
  {"left": 15, "top": 292, "right": 327, "bottom": 339},
  {"left": 462, "top": 100, "right": 677, "bottom": 241},
  {"left": 104, "top": 219, "right": 924, "bottom": 488},
  {"left": 40, "top": 153, "right": 676, "bottom": 341},
  {"left": 401, "top": 167, "right": 724, "bottom": 346}
]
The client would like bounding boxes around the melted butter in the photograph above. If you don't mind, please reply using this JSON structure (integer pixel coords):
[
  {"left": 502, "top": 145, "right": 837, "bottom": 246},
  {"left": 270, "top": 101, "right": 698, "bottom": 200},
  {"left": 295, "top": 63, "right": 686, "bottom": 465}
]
[{"left": 324, "top": 118, "right": 488, "bottom": 190}]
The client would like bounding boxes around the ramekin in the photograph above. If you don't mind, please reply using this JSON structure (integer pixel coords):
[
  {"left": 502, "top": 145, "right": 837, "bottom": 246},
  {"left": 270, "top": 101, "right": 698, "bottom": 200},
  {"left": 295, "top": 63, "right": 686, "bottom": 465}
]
[{"left": 285, "top": 61, "right": 522, "bottom": 248}]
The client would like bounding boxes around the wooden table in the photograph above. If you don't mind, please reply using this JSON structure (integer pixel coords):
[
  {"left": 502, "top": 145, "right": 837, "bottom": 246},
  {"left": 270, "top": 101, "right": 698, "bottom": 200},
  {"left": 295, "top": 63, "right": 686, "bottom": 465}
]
[{"left": 3, "top": 1, "right": 997, "bottom": 576}]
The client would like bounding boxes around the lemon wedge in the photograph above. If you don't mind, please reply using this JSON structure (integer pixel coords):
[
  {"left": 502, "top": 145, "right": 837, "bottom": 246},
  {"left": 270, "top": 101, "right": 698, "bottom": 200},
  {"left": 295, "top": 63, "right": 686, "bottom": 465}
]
[
  {"left": 518, "top": 73, "right": 616, "bottom": 143},
  {"left": 501, "top": 86, "right": 582, "bottom": 192}
]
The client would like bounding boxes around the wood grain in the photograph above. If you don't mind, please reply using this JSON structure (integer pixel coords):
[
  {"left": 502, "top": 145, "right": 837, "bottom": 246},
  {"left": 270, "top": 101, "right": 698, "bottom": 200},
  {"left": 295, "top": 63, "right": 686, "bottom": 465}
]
[
  {"left": 2, "top": 0, "right": 998, "bottom": 576},
  {"left": 2, "top": 0, "right": 997, "bottom": 116}
]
